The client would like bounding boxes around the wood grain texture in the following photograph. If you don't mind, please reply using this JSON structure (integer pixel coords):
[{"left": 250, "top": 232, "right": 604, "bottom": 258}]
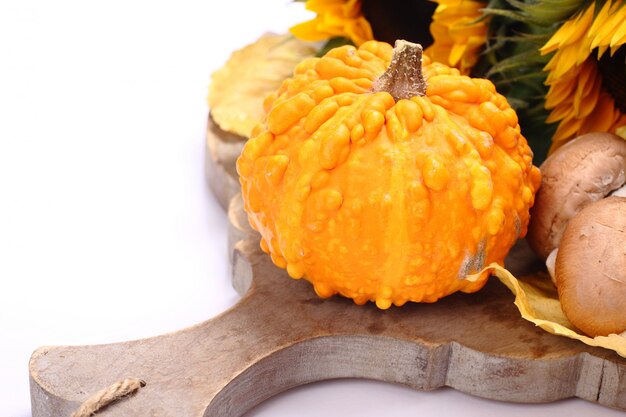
[
  {"left": 28, "top": 117, "right": 626, "bottom": 416},
  {"left": 205, "top": 113, "right": 245, "bottom": 210}
]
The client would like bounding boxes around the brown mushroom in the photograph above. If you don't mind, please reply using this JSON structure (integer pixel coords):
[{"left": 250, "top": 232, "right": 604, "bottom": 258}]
[
  {"left": 527, "top": 132, "right": 626, "bottom": 260},
  {"left": 555, "top": 196, "right": 626, "bottom": 337}
]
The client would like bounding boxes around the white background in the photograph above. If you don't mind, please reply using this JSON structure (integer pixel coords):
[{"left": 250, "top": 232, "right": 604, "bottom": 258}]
[{"left": 0, "top": 1, "right": 623, "bottom": 416}]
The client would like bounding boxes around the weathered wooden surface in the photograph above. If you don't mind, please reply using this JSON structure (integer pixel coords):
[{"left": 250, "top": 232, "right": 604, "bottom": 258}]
[
  {"left": 205, "top": 113, "right": 245, "bottom": 210},
  {"left": 29, "top": 117, "right": 626, "bottom": 416}
]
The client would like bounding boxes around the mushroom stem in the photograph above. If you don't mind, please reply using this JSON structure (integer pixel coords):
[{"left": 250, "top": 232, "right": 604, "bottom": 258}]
[
  {"left": 372, "top": 40, "right": 427, "bottom": 101},
  {"left": 546, "top": 248, "right": 558, "bottom": 286}
]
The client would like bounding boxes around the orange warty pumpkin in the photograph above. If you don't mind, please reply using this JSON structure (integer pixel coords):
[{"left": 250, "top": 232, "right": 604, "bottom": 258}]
[{"left": 236, "top": 40, "right": 541, "bottom": 309}]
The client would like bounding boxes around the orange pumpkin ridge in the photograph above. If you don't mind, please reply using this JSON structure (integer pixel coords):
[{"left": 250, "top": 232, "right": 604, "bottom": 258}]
[{"left": 237, "top": 40, "right": 541, "bottom": 309}]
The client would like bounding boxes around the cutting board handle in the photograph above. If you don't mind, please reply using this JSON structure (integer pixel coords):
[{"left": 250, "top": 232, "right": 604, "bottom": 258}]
[{"left": 30, "top": 193, "right": 626, "bottom": 416}]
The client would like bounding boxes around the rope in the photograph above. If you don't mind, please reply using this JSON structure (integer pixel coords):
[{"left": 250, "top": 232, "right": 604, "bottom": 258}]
[{"left": 71, "top": 378, "right": 146, "bottom": 417}]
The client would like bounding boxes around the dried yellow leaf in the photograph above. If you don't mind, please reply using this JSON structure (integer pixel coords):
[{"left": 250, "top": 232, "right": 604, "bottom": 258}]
[
  {"left": 467, "top": 263, "right": 626, "bottom": 358},
  {"left": 208, "top": 33, "right": 317, "bottom": 138}
]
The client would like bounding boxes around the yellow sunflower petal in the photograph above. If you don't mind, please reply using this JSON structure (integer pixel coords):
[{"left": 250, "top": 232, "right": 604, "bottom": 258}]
[
  {"left": 597, "top": 44, "right": 610, "bottom": 59},
  {"left": 448, "top": 43, "right": 469, "bottom": 66},
  {"left": 544, "top": 49, "right": 583, "bottom": 82},
  {"left": 575, "top": 89, "right": 601, "bottom": 119},
  {"left": 542, "top": 5, "right": 595, "bottom": 55},
  {"left": 429, "top": 21, "right": 449, "bottom": 40},
  {"left": 428, "top": 0, "right": 487, "bottom": 75},
  {"left": 291, "top": 0, "right": 373, "bottom": 46},
  {"left": 606, "top": 0, "right": 626, "bottom": 40},
  {"left": 306, "top": 0, "right": 344, "bottom": 12},
  {"left": 550, "top": 45, "right": 589, "bottom": 79},
  {"left": 610, "top": 20, "right": 626, "bottom": 46},
  {"left": 588, "top": 0, "right": 617, "bottom": 50},
  {"left": 544, "top": 83, "right": 573, "bottom": 109},
  {"left": 574, "top": 59, "right": 596, "bottom": 88},
  {"left": 342, "top": 0, "right": 361, "bottom": 18},
  {"left": 323, "top": 11, "right": 349, "bottom": 27},
  {"left": 290, "top": 19, "right": 333, "bottom": 42},
  {"left": 546, "top": 101, "right": 576, "bottom": 123},
  {"left": 344, "top": 18, "right": 374, "bottom": 46},
  {"left": 573, "top": 61, "right": 602, "bottom": 118},
  {"left": 450, "top": 23, "right": 487, "bottom": 40},
  {"left": 436, "top": 1, "right": 484, "bottom": 17},
  {"left": 610, "top": 43, "right": 622, "bottom": 56},
  {"left": 580, "top": 93, "right": 621, "bottom": 133},
  {"left": 590, "top": 19, "right": 623, "bottom": 50},
  {"left": 541, "top": 34, "right": 564, "bottom": 55},
  {"left": 549, "top": 126, "right": 577, "bottom": 153},
  {"left": 577, "top": 38, "right": 594, "bottom": 65},
  {"left": 553, "top": 115, "right": 585, "bottom": 142},
  {"left": 613, "top": 116, "right": 626, "bottom": 135}
]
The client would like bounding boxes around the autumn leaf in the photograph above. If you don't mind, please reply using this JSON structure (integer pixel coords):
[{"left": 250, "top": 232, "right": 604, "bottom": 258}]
[
  {"left": 467, "top": 263, "right": 626, "bottom": 357},
  {"left": 208, "top": 33, "right": 317, "bottom": 138}
]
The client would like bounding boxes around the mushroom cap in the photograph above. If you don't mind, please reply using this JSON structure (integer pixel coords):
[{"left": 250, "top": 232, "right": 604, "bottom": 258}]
[
  {"left": 527, "top": 132, "right": 626, "bottom": 260},
  {"left": 556, "top": 196, "right": 626, "bottom": 337}
]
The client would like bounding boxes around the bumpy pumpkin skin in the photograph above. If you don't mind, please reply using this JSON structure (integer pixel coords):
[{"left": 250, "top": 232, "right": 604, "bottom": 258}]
[{"left": 237, "top": 41, "right": 541, "bottom": 309}]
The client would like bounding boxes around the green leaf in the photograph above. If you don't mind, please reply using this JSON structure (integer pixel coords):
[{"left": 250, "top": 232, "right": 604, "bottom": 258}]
[
  {"left": 506, "top": 97, "right": 530, "bottom": 109},
  {"left": 502, "top": 0, "right": 529, "bottom": 12},
  {"left": 494, "top": 71, "right": 546, "bottom": 86},
  {"left": 483, "top": 7, "right": 534, "bottom": 23},
  {"left": 514, "top": 0, "right": 586, "bottom": 24},
  {"left": 316, "top": 37, "right": 353, "bottom": 57},
  {"left": 485, "top": 50, "right": 547, "bottom": 77}
]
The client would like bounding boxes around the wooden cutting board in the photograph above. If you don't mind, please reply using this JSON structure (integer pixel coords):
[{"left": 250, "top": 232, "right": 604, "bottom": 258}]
[{"left": 28, "top": 117, "right": 626, "bottom": 416}]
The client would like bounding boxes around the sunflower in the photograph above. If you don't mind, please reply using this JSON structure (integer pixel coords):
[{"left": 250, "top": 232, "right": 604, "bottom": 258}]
[
  {"left": 291, "top": 0, "right": 489, "bottom": 74},
  {"left": 290, "top": 0, "right": 374, "bottom": 46},
  {"left": 472, "top": 0, "right": 626, "bottom": 160},
  {"left": 426, "top": 0, "right": 489, "bottom": 75},
  {"left": 540, "top": 0, "right": 626, "bottom": 151}
]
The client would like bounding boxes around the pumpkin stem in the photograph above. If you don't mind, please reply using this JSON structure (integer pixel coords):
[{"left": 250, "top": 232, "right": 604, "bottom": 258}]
[{"left": 372, "top": 40, "right": 426, "bottom": 101}]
